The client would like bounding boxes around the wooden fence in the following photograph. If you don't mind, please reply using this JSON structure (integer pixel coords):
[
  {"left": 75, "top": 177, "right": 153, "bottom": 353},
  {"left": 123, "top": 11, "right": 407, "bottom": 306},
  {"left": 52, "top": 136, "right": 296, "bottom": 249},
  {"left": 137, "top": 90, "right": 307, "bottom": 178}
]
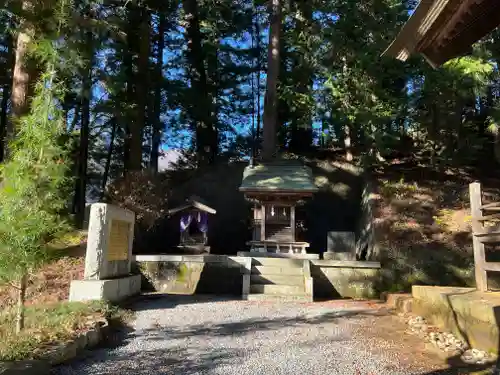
[{"left": 469, "top": 182, "right": 500, "bottom": 292}]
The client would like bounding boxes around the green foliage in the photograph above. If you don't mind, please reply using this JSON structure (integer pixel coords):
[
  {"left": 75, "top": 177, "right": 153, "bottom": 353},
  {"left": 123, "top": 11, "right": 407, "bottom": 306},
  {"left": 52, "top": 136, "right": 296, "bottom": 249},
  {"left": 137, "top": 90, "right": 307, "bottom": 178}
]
[
  {"left": 0, "top": 2, "right": 71, "bottom": 285},
  {"left": 0, "top": 300, "right": 113, "bottom": 360}
]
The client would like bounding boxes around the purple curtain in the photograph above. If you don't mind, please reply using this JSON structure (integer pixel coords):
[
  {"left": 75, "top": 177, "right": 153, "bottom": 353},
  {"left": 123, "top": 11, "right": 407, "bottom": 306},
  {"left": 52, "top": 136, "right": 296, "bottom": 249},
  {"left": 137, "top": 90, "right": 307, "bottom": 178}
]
[
  {"left": 180, "top": 213, "right": 193, "bottom": 232},
  {"left": 197, "top": 212, "right": 209, "bottom": 233}
]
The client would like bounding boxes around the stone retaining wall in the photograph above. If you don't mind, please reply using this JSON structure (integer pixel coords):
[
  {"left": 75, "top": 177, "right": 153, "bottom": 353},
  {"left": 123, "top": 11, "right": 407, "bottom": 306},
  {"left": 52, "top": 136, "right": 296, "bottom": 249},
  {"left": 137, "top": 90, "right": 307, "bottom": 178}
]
[
  {"left": 135, "top": 255, "right": 381, "bottom": 300},
  {"left": 311, "top": 260, "right": 381, "bottom": 299},
  {"left": 136, "top": 255, "right": 250, "bottom": 296},
  {"left": 411, "top": 285, "right": 500, "bottom": 355}
]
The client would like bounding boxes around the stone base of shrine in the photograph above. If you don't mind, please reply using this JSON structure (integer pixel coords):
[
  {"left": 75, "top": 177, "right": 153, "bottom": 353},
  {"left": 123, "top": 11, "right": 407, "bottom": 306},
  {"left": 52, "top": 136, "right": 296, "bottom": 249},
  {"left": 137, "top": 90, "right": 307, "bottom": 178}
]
[
  {"left": 69, "top": 274, "right": 141, "bottom": 303},
  {"left": 237, "top": 251, "right": 320, "bottom": 260}
]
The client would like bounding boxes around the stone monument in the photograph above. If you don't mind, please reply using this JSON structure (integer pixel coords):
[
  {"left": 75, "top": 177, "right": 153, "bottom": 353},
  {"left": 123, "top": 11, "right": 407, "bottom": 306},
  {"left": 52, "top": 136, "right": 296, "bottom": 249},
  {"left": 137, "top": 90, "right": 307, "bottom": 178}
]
[
  {"left": 69, "top": 203, "right": 141, "bottom": 302},
  {"left": 324, "top": 231, "right": 356, "bottom": 260}
]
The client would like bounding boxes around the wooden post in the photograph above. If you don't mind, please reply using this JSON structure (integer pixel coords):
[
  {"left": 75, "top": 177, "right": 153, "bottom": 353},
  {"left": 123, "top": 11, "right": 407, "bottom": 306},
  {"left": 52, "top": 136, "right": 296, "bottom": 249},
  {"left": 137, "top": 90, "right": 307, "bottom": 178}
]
[
  {"left": 261, "top": 204, "right": 266, "bottom": 243},
  {"left": 469, "top": 182, "right": 488, "bottom": 292},
  {"left": 290, "top": 205, "right": 296, "bottom": 241}
]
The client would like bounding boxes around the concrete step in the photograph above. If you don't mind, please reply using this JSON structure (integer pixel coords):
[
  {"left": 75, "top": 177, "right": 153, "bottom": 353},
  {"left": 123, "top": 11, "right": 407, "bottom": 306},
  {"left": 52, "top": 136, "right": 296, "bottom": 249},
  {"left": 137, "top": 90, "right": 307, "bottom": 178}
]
[
  {"left": 251, "top": 265, "right": 304, "bottom": 276},
  {"left": 238, "top": 251, "right": 319, "bottom": 260},
  {"left": 250, "top": 274, "right": 304, "bottom": 286},
  {"left": 246, "top": 293, "right": 313, "bottom": 303},
  {"left": 250, "top": 284, "right": 306, "bottom": 295},
  {"left": 251, "top": 257, "right": 305, "bottom": 268}
]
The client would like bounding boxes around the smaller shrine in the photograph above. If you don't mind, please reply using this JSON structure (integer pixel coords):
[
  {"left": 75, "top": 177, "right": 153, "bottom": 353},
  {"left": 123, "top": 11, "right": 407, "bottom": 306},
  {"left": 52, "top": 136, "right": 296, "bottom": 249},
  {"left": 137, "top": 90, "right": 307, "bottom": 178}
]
[
  {"left": 167, "top": 196, "right": 216, "bottom": 254},
  {"left": 239, "top": 160, "right": 318, "bottom": 255}
]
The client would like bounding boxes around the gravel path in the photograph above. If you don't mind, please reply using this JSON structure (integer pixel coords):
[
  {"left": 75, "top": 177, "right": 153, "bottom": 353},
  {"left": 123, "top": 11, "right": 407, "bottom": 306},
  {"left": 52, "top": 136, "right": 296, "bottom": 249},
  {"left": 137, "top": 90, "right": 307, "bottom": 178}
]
[{"left": 52, "top": 296, "right": 442, "bottom": 375}]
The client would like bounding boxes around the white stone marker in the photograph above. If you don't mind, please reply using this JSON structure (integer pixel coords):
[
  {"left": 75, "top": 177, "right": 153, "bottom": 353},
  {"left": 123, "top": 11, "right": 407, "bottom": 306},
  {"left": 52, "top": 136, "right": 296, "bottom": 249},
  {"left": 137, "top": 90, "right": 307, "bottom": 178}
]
[{"left": 70, "top": 203, "right": 141, "bottom": 303}]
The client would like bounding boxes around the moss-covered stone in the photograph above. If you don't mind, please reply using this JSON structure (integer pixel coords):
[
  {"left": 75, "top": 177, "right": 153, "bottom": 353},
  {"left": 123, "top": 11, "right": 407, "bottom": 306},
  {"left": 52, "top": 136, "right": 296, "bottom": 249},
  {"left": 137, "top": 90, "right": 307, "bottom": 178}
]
[{"left": 312, "top": 264, "right": 380, "bottom": 299}]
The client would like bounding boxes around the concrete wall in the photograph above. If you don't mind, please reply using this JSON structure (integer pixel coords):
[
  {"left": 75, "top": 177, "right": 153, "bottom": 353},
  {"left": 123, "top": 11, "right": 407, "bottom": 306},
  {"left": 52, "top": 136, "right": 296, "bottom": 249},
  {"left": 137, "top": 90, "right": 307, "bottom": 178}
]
[
  {"left": 311, "top": 260, "right": 381, "bottom": 299},
  {"left": 412, "top": 285, "right": 500, "bottom": 355},
  {"left": 136, "top": 255, "right": 249, "bottom": 296},
  {"left": 136, "top": 255, "right": 380, "bottom": 300}
]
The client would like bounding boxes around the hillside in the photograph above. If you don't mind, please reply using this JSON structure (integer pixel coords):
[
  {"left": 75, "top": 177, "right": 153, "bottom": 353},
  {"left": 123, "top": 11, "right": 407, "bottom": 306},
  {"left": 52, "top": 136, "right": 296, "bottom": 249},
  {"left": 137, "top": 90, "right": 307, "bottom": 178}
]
[
  {"left": 0, "top": 237, "right": 86, "bottom": 309},
  {"left": 371, "top": 156, "right": 500, "bottom": 291}
]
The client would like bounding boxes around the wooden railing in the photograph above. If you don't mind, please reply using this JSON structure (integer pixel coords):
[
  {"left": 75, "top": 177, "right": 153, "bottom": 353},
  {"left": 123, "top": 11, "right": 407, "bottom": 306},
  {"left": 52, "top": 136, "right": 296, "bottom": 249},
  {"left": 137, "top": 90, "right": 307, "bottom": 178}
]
[{"left": 469, "top": 182, "right": 500, "bottom": 292}]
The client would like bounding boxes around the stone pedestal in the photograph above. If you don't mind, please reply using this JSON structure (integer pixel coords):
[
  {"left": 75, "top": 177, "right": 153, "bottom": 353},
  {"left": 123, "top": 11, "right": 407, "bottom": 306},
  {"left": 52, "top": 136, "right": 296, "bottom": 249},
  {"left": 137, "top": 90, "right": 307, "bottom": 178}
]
[
  {"left": 69, "top": 275, "right": 141, "bottom": 303},
  {"left": 324, "top": 231, "right": 356, "bottom": 260},
  {"left": 70, "top": 203, "right": 140, "bottom": 303}
]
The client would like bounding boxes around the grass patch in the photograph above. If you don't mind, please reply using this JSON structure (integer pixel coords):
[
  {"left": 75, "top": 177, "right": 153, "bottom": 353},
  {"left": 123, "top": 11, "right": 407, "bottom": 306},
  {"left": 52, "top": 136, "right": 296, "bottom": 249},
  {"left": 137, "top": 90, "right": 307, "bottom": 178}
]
[
  {"left": 0, "top": 300, "right": 126, "bottom": 361},
  {"left": 48, "top": 230, "right": 87, "bottom": 251}
]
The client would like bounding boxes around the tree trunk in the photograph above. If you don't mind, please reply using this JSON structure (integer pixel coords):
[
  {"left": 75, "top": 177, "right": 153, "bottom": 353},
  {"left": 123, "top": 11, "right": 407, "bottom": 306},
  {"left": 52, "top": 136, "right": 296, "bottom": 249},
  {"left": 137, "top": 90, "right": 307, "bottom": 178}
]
[
  {"left": 254, "top": 6, "right": 262, "bottom": 153},
  {"left": 123, "top": 37, "right": 133, "bottom": 175},
  {"left": 150, "top": 14, "right": 165, "bottom": 173},
  {"left": 101, "top": 118, "right": 117, "bottom": 200},
  {"left": 130, "top": 8, "right": 150, "bottom": 171},
  {"left": 123, "top": 8, "right": 139, "bottom": 174},
  {"left": 289, "top": 0, "right": 313, "bottom": 153},
  {"left": 262, "top": 0, "right": 281, "bottom": 161},
  {"left": 251, "top": 56, "right": 256, "bottom": 150},
  {"left": 206, "top": 32, "right": 219, "bottom": 160},
  {"left": 0, "top": 31, "right": 14, "bottom": 162},
  {"left": 74, "top": 29, "right": 93, "bottom": 228},
  {"left": 9, "top": 1, "right": 39, "bottom": 149},
  {"left": 15, "top": 274, "right": 27, "bottom": 333},
  {"left": 125, "top": 8, "right": 147, "bottom": 173},
  {"left": 182, "top": 0, "right": 216, "bottom": 166},
  {"left": 0, "top": 83, "right": 10, "bottom": 162}
]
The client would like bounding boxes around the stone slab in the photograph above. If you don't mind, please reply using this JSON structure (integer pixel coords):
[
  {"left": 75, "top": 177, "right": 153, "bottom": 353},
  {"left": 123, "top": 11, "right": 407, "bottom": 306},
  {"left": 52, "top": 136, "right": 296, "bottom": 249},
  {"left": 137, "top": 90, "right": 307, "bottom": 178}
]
[
  {"left": 412, "top": 285, "right": 500, "bottom": 354},
  {"left": 312, "top": 265, "right": 379, "bottom": 299},
  {"left": 85, "top": 203, "right": 135, "bottom": 280},
  {"left": 237, "top": 251, "right": 319, "bottom": 260},
  {"left": 312, "top": 260, "right": 381, "bottom": 268},
  {"left": 69, "top": 274, "right": 141, "bottom": 303},
  {"left": 134, "top": 254, "right": 249, "bottom": 268},
  {"left": 251, "top": 265, "right": 304, "bottom": 276},
  {"left": 250, "top": 274, "right": 304, "bottom": 286},
  {"left": 246, "top": 293, "right": 313, "bottom": 303},
  {"left": 250, "top": 284, "right": 306, "bottom": 295},
  {"left": 325, "top": 231, "right": 356, "bottom": 260}
]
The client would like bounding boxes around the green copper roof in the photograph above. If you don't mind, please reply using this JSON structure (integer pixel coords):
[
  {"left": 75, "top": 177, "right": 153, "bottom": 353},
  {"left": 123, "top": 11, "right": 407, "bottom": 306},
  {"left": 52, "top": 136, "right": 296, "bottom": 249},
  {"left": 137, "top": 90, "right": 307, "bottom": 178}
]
[{"left": 239, "top": 162, "right": 318, "bottom": 193}]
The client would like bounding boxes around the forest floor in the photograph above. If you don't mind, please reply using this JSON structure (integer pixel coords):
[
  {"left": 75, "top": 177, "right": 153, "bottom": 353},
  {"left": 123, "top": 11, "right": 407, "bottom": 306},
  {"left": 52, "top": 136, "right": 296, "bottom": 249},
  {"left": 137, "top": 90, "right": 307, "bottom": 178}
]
[{"left": 0, "top": 232, "right": 86, "bottom": 309}]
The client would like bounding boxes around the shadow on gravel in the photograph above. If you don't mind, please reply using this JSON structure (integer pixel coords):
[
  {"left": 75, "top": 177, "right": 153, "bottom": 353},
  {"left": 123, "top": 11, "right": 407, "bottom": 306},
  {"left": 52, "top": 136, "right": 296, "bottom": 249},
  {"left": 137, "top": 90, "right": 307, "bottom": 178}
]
[
  {"left": 418, "top": 360, "right": 496, "bottom": 375},
  {"left": 129, "top": 294, "right": 241, "bottom": 312},
  {"left": 53, "top": 337, "right": 342, "bottom": 375},
  {"left": 50, "top": 304, "right": 361, "bottom": 375},
  {"left": 141, "top": 307, "right": 379, "bottom": 341}
]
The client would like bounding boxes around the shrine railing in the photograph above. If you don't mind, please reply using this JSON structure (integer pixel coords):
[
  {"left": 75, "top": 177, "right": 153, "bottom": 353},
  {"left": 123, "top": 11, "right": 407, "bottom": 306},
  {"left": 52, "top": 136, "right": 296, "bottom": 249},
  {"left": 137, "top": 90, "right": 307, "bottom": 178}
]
[
  {"left": 469, "top": 182, "right": 500, "bottom": 292},
  {"left": 246, "top": 240, "right": 310, "bottom": 254}
]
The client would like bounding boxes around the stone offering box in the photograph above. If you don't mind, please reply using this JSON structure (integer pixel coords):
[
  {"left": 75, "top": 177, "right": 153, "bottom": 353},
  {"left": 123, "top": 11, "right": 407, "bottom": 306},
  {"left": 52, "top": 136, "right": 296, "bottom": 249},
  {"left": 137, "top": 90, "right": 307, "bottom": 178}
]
[{"left": 70, "top": 203, "right": 141, "bottom": 303}]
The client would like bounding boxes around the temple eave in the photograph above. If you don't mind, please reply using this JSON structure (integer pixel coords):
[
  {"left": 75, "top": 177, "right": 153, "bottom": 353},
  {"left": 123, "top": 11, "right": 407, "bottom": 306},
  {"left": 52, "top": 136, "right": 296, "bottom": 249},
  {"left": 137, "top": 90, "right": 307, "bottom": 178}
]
[{"left": 383, "top": 0, "right": 500, "bottom": 67}]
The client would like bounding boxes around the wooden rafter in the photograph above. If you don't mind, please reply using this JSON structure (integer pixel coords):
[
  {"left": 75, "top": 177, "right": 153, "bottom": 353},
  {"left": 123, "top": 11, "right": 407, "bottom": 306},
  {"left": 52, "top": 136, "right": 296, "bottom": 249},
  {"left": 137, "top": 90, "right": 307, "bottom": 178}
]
[{"left": 383, "top": 0, "right": 500, "bottom": 67}]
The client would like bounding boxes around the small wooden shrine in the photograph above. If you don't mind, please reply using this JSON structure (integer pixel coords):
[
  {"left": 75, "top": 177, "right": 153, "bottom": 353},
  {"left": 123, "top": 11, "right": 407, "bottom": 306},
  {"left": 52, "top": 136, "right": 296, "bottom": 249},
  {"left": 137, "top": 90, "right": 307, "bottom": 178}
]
[
  {"left": 239, "top": 160, "right": 318, "bottom": 254},
  {"left": 167, "top": 196, "right": 216, "bottom": 254}
]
